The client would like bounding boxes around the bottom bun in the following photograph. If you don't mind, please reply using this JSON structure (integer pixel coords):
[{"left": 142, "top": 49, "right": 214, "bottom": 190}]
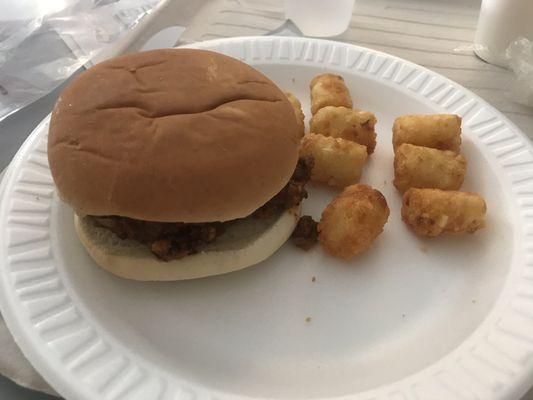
[{"left": 74, "top": 205, "right": 300, "bottom": 281}]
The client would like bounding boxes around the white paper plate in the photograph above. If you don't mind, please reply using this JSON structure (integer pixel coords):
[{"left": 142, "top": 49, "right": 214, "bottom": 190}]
[{"left": 1, "top": 37, "right": 533, "bottom": 400}]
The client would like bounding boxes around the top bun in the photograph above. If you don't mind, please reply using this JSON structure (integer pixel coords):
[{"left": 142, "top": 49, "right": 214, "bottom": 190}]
[{"left": 48, "top": 49, "right": 299, "bottom": 223}]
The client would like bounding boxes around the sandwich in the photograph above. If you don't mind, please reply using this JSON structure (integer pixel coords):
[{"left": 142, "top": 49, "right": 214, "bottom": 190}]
[{"left": 48, "top": 48, "right": 309, "bottom": 281}]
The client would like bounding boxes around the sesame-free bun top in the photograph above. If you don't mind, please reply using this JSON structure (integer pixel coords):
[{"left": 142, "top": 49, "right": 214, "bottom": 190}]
[{"left": 48, "top": 49, "right": 299, "bottom": 223}]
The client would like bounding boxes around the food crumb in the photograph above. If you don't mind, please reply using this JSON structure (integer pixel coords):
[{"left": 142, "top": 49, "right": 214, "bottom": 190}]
[
  {"left": 419, "top": 244, "right": 428, "bottom": 253},
  {"left": 305, "top": 316, "right": 312, "bottom": 323},
  {"left": 311, "top": 276, "right": 316, "bottom": 282}
]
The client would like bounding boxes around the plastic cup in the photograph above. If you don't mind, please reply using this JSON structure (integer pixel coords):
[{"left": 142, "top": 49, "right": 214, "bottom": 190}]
[
  {"left": 474, "top": 0, "right": 533, "bottom": 67},
  {"left": 284, "top": 0, "right": 355, "bottom": 38}
]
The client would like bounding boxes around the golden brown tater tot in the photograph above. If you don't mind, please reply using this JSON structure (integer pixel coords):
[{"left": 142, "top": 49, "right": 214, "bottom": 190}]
[
  {"left": 310, "top": 74, "right": 352, "bottom": 114},
  {"left": 319, "top": 184, "right": 389, "bottom": 259},
  {"left": 402, "top": 188, "right": 486, "bottom": 237},
  {"left": 392, "top": 114, "right": 461, "bottom": 152},
  {"left": 284, "top": 91, "right": 305, "bottom": 137},
  {"left": 300, "top": 134, "right": 367, "bottom": 187},
  {"left": 393, "top": 144, "right": 467, "bottom": 193},
  {"left": 310, "top": 106, "right": 377, "bottom": 154}
]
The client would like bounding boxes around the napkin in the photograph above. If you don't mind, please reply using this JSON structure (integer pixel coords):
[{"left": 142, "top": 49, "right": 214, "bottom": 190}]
[{"left": 0, "top": 317, "right": 57, "bottom": 396}]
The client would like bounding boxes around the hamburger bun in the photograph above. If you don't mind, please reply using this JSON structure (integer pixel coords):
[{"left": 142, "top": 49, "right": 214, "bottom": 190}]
[
  {"left": 48, "top": 49, "right": 300, "bottom": 223},
  {"left": 74, "top": 205, "right": 300, "bottom": 281}
]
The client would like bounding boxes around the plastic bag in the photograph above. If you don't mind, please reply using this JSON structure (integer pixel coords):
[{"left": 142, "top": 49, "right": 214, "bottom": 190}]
[
  {"left": 0, "top": 0, "right": 161, "bottom": 122},
  {"left": 506, "top": 37, "right": 533, "bottom": 108}
]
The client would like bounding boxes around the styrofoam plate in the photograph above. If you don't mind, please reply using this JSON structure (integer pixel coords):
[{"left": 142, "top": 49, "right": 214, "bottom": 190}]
[{"left": 1, "top": 37, "right": 533, "bottom": 400}]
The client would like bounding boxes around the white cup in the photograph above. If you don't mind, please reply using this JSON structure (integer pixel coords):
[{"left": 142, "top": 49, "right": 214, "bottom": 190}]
[
  {"left": 284, "top": 0, "right": 355, "bottom": 38},
  {"left": 474, "top": 0, "right": 533, "bottom": 67}
]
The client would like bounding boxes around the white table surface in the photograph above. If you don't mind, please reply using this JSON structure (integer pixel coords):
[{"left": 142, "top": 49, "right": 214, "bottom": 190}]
[{"left": 1, "top": 0, "right": 532, "bottom": 398}]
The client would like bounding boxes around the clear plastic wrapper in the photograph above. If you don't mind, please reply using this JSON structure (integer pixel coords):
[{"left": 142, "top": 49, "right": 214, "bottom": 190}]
[
  {"left": 0, "top": 0, "right": 161, "bottom": 121},
  {"left": 506, "top": 37, "right": 533, "bottom": 108}
]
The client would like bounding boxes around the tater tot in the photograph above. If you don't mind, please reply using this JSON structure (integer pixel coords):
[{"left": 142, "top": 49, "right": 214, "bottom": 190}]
[
  {"left": 300, "top": 134, "right": 367, "bottom": 187},
  {"left": 285, "top": 91, "right": 305, "bottom": 137},
  {"left": 310, "top": 106, "right": 377, "bottom": 154},
  {"left": 319, "top": 184, "right": 390, "bottom": 259},
  {"left": 310, "top": 74, "right": 353, "bottom": 114},
  {"left": 402, "top": 188, "right": 486, "bottom": 237},
  {"left": 393, "top": 144, "right": 467, "bottom": 193},
  {"left": 392, "top": 114, "right": 461, "bottom": 152}
]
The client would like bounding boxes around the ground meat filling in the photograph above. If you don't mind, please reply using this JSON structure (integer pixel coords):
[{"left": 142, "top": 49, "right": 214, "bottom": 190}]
[
  {"left": 89, "top": 157, "right": 313, "bottom": 261},
  {"left": 291, "top": 215, "right": 318, "bottom": 250},
  {"left": 91, "top": 217, "right": 226, "bottom": 260}
]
